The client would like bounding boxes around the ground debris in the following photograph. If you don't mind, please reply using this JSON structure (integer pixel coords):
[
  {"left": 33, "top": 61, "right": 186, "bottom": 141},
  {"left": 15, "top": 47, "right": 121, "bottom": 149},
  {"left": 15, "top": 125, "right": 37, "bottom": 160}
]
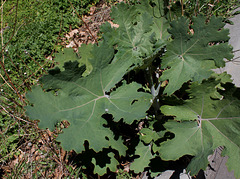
[{"left": 65, "top": 1, "right": 113, "bottom": 50}]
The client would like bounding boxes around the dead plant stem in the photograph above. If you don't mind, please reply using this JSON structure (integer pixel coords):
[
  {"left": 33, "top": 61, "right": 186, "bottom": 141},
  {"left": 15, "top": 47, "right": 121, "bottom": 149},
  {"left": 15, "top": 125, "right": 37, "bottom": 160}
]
[
  {"left": 1, "top": 0, "right": 18, "bottom": 54},
  {"left": 0, "top": 72, "right": 14, "bottom": 91},
  {"left": 17, "top": 58, "right": 51, "bottom": 89},
  {"left": 0, "top": 0, "right": 6, "bottom": 10},
  {"left": 181, "top": 0, "right": 184, "bottom": 16},
  {"left": 27, "top": 53, "right": 47, "bottom": 73},
  {"left": 1, "top": 91, "right": 23, "bottom": 108},
  {"left": 1, "top": 0, "right": 4, "bottom": 63},
  {"left": 17, "top": 54, "right": 37, "bottom": 78},
  {"left": 0, "top": 62, "right": 25, "bottom": 103},
  {"left": 68, "top": 0, "right": 98, "bottom": 45},
  {"left": 0, "top": 104, "right": 32, "bottom": 123}
]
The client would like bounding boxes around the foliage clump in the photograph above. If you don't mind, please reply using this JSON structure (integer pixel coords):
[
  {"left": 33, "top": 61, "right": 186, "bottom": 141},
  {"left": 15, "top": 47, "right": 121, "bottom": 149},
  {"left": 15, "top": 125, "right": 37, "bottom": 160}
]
[{"left": 2, "top": 0, "right": 240, "bottom": 178}]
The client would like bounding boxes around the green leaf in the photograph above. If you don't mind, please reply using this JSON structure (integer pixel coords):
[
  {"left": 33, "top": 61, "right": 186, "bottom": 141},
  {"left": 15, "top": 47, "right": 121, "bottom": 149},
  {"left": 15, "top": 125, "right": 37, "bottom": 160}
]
[
  {"left": 211, "top": 72, "right": 232, "bottom": 84},
  {"left": 53, "top": 48, "right": 78, "bottom": 71},
  {"left": 102, "top": 2, "right": 159, "bottom": 69},
  {"left": 140, "top": 128, "right": 164, "bottom": 144},
  {"left": 54, "top": 44, "right": 93, "bottom": 76},
  {"left": 92, "top": 153, "right": 118, "bottom": 176},
  {"left": 136, "top": 0, "right": 169, "bottom": 42},
  {"left": 26, "top": 42, "right": 152, "bottom": 154},
  {"left": 160, "top": 80, "right": 240, "bottom": 178},
  {"left": 140, "top": 128, "right": 164, "bottom": 153},
  {"left": 78, "top": 44, "right": 94, "bottom": 76},
  {"left": 211, "top": 72, "right": 233, "bottom": 98},
  {"left": 161, "top": 15, "right": 233, "bottom": 95},
  {"left": 130, "top": 142, "right": 153, "bottom": 173},
  {"left": 134, "top": 0, "right": 170, "bottom": 69}
]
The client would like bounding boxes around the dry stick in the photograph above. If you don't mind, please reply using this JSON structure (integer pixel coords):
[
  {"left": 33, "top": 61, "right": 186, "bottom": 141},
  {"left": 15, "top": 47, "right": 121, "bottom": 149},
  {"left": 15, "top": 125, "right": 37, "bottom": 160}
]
[
  {"left": 1, "top": 0, "right": 18, "bottom": 54},
  {"left": 17, "top": 58, "right": 51, "bottom": 89},
  {"left": 195, "top": 0, "right": 199, "bottom": 16},
  {"left": 1, "top": 0, "right": 4, "bottom": 64},
  {"left": 0, "top": 73, "right": 14, "bottom": 91},
  {"left": 226, "top": 56, "right": 240, "bottom": 65},
  {"left": 7, "top": 54, "right": 31, "bottom": 91},
  {"left": 0, "top": 73, "right": 24, "bottom": 109},
  {"left": 37, "top": 129, "right": 63, "bottom": 166},
  {"left": 0, "top": 96, "right": 19, "bottom": 111},
  {"left": 181, "top": 0, "right": 184, "bottom": 16},
  {"left": 27, "top": 53, "right": 47, "bottom": 73},
  {"left": 0, "top": 105, "right": 32, "bottom": 123},
  {"left": 207, "top": 0, "right": 218, "bottom": 19},
  {"left": 2, "top": 91, "right": 23, "bottom": 108},
  {"left": 0, "top": 100, "right": 16, "bottom": 116},
  {"left": 168, "top": 0, "right": 172, "bottom": 21},
  {"left": 0, "top": 62, "right": 25, "bottom": 103},
  {"left": 59, "top": 148, "right": 64, "bottom": 178},
  {"left": 68, "top": 0, "right": 98, "bottom": 45},
  {"left": 0, "top": 0, "right": 23, "bottom": 103},
  {"left": 0, "top": 0, "right": 6, "bottom": 10}
]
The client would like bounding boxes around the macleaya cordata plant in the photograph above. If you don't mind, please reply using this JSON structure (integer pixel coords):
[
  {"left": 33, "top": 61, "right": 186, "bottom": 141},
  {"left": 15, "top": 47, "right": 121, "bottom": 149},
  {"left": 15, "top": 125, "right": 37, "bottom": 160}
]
[{"left": 25, "top": 0, "right": 240, "bottom": 177}]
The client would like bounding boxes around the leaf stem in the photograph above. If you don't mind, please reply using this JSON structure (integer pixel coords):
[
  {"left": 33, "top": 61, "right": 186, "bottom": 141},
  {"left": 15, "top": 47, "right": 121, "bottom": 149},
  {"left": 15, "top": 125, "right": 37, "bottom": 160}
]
[{"left": 181, "top": 0, "right": 184, "bottom": 16}]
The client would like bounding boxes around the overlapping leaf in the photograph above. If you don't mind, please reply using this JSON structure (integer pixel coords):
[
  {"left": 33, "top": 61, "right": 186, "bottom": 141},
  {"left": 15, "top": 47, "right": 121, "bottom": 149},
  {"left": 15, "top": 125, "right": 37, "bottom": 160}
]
[
  {"left": 130, "top": 142, "right": 153, "bottom": 173},
  {"left": 136, "top": 0, "right": 169, "bottom": 42},
  {"left": 159, "top": 79, "right": 240, "bottom": 177},
  {"left": 26, "top": 42, "right": 152, "bottom": 154},
  {"left": 130, "top": 127, "right": 164, "bottom": 173},
  {"left": 92, "top": 153, "right": 118, "bottom": 176},
  {"left": 101, "top": 2, "right": 167, "bottom": 69},
  {"left": 140, "top": 128, "right": 161, "bottom": 144},
  {"left": 54, "top": 44, "right": 93, "bottom": 76},
  {"left": 161, "top": 15, "right": 233, "bottom": 95},
  {"left": 111, "top": 3, "right": 153, "bottom": 61}
]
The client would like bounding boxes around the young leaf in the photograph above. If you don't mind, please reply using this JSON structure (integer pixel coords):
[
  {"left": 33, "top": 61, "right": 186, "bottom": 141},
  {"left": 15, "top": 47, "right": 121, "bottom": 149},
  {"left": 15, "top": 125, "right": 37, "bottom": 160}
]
[
  {"left": 130, "top": 142, "right": 153, "bottom": 173},
  {"left": 140, "top": 128, "right": 164, "bottom": 144},
  {"left": 92, "top": 153, "right": 118, "bottom": 176},
  {"left": 136, "top": 0, "right": 169, "bottom": 42},
  {"left": 102, "top": 2, "right": 160, "bottom": 68},
  {"left": 161, "top": 15, "right": 233, "bottom": 95},
  {"left": 160, "top": 80, "right": 240, "bottom": 178},
  {"left": 135, "top": 0, "right": 170, "bottom": 69},
  {"left": 26, "top": 42, "right": 152, "bottom": 153}
]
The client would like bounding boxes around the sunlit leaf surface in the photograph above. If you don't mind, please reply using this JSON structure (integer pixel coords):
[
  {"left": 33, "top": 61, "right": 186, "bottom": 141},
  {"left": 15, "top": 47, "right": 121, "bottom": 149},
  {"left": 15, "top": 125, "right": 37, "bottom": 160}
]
[
  {"left": 161, "top": 16, "right": 233, "bottom": 95},
  {"left": 160, "top": 79, "right": 240, "bottom": 177}
]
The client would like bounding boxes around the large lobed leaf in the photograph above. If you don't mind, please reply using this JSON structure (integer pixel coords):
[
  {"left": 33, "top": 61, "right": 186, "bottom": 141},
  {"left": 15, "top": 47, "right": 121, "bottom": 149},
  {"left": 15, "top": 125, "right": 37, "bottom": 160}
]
[
  {"left": 161, "top": 15, "right": 233, "bottom": 95},
  {"left": 136, "top": 0, "right": 169, "bottom": 42},
  {"left": 160, "top": 79, "right": 240, "bottom": 178},
  {"left": 101, "top": 1, "right": 169, "bottom": 69},
  {"left": 103, "top": 3, "right": 152, "bottom": 66},
  {"left": 26, "top": 42, "right": 152, "bottom": 154}
]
